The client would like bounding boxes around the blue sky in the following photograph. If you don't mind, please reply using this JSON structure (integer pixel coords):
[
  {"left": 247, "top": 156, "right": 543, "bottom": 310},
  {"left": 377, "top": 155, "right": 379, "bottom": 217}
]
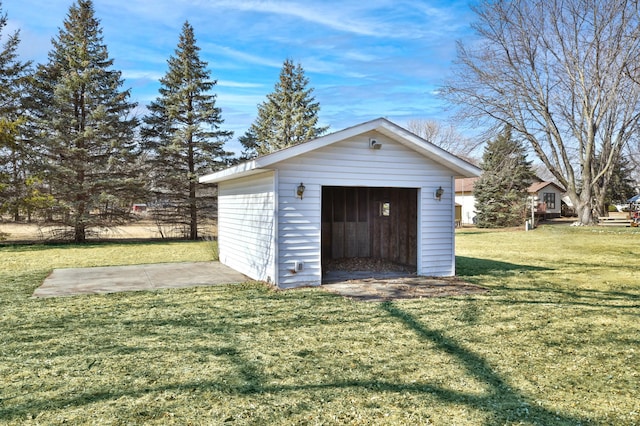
[{"left": 4, "top": 0, "right": 478, "bottom": 154}]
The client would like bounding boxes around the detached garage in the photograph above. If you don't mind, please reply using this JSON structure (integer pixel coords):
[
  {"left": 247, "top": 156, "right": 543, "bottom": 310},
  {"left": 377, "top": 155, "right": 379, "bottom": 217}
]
[{"left": 199, "top": 118, "right": 481, "bottom": 289}]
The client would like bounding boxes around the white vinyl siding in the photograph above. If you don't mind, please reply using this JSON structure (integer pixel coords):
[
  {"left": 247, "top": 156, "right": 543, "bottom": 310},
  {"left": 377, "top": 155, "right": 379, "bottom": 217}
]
[
  {"left": 202, "top": 119, "right": 481, "bottom": 289},
  {"left": 217, "top": 172, "right": 276, "bottom": 283},
  {"left": 274, "top": 131, "right": 455, "bottom": 286}
]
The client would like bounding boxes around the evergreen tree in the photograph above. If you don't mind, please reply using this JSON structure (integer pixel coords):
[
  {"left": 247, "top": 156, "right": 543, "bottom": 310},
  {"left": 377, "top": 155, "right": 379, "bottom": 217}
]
[
  {"left": 474, "top": 126, "right": 535, "bottom": 228},
  {"left": 28, "top": 0, "right": 139, "bottom": 242},
  {"left": 142, "top": 21, "right": 232, "bottom": 240},
  {"left": 0, "top": 3, "right": 32, "bottom": 221},
  {"left": 238, "top": 127, "right": 259, "bottom": 160},
  {"left": 244, "top": 59, "right": 327, "bottom": 156},
  {"left": 606, "top": 156, "right": 636, "bottom": 204}
]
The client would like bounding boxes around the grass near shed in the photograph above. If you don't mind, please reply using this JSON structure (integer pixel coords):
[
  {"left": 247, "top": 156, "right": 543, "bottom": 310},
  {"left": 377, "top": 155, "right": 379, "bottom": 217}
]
[{"left": 1, "top": 227, "right": 639, "bottom": 425}]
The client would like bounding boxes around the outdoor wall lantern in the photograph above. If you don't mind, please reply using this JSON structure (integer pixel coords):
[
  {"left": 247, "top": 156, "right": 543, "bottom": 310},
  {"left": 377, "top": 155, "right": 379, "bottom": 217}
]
[
  {"left": 297, "top": 182, "right": 306, "bottom": 199},
  {"left": 435, "top": 186, "right": 444, "bottom": 201}
]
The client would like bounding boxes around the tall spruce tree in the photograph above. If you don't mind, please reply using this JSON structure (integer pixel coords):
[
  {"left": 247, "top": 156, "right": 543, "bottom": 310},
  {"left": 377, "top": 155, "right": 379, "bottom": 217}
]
[
  {"left": 0, "top": 3, "right": 32, "bottom": 221},
  {"left": 474, "top": 126, "right": 535, "bottom": 228},
  {"left": 606, "top": 156, "right": 636, "bottom": 205},
  {"left": 242, "top": 59, "right": 327, "bottom": 157},
  {"left": 142, "top": 21, "right": 232, "bottom": 240},
  {"left": 28, "top": 0, "right": 139, "bottom": 242}
]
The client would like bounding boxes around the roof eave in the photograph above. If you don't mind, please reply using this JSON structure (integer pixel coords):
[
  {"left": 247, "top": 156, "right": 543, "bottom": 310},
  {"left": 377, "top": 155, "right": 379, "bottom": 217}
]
[
  {"left": 199, "top": 160, "right": 260, "bottom": 184},
  {"left": 199, "top": 119, "right": 387, "bottom": 184},
  {"left": 199, "top": 117, "right": 482, "bottom": 183},
  {"left": 375, "top": 120, "right": 481, "bottom": 178}
]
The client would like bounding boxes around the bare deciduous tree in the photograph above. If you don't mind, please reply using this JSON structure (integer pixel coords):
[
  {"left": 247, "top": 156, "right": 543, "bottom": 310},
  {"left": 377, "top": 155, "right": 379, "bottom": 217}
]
[
  {"left": 442, "top": 0, "right": 640, "bottom": 223},
  {"left": 406, "top": 119, "right": 481, "bottom": 163}
]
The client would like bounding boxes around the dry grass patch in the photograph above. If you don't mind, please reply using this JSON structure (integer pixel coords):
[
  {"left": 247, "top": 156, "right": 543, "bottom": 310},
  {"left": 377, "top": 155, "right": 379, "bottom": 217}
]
[
  {"left": 0, "top": 220, "right": 218, "bottom": 242},
  {"left": 0, "top": 227, "right": 639, "bottom": 424}
]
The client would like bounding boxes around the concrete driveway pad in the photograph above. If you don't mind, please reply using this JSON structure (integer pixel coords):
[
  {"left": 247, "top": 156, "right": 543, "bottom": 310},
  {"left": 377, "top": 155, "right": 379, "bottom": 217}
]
[{"left": 34, "top": 262, "right": 248, "bottom": 298}]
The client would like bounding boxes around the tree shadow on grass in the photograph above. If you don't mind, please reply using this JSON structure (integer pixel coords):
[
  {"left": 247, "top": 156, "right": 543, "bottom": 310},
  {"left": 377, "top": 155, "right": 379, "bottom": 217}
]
[
  {"left": 456, "top": 256, "right": 640, "bottom": 310},
  {"left": 0, "top": 303, "right": 592, "bottom": 425},
  {"left": 456, "top": 256, "right": 551, "bottom": 277},
  {"left": 380, "top": 302, "right": 589, "bottom": 425},
  {"left": 2, "top": 275, "right": 616, "bottom": 424},
  {"left": 0, "top": 344, "right": 586, "bottom": 425},
  {"left": 486, "top": 285, "right": 640, "bottom": 312}
]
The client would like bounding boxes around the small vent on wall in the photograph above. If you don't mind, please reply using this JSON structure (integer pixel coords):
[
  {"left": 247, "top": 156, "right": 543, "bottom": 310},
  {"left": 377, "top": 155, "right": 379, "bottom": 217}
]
[
  {"left": 293, "top": 261, "right": 304, "bottom": 273},
  {"left": 369, "top": 138, "right": 382, "bottom": 149}
]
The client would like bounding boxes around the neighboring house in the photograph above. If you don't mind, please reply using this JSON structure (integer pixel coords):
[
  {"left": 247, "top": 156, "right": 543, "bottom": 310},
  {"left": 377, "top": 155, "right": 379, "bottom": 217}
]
[
  {"left": 455, "top": 177, "right": 478, "bottom": 225},
  {"left": 199, "top": 118, "right": 481, "bottom": 289},
  {"left": 529, "top": 181, "right": 565, "bottom": 219},
  {"left": 454, "top": 177, "right": 566, "bottom": 223}
]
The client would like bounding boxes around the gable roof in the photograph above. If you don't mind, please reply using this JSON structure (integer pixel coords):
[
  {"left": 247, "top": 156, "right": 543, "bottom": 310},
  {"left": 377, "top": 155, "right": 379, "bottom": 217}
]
[
  {"left": 200, "top": 117, "right": 481, "bottom": 184},
  {"left": 456, "top": 177, "right": 566, "bottom": 195},
  {"left": 528, "top": 181, "right": 566, "bottom": 193}
]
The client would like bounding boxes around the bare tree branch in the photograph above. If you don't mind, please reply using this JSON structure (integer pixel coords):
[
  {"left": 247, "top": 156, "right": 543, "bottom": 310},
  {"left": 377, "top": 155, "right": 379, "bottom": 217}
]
[
  {"left": 443, "top": 0, "right": 640, "bottom": 223},
  {"left": 406, "top": 119, "right": 482, "bottom": 163}
]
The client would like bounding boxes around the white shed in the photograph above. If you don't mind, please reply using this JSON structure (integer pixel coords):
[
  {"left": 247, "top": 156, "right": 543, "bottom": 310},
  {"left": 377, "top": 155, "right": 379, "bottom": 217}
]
[{"left": 199, "top": 118, "right": 481, "bottom": 289}]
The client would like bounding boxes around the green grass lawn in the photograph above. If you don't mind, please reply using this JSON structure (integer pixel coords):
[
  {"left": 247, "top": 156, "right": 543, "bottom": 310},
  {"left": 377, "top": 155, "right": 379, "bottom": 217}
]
[{"left": 1, "top": 228, "right": 638, "bottom": 425}]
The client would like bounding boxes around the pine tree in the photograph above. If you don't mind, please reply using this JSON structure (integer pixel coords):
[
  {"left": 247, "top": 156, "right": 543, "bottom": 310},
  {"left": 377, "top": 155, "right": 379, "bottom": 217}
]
[
  {"left": 142, "top": 21, "right": 232, "bottom": 240},
  {"left": 245, "top": 59, "right": 327, "bottom": 156},
  {"left": 606, "top": 156, "right": 636, "bottom": 205},
  {"left": 0, "top": 3, "right": 32, "bottom": 221},
  {"left": 474, "top": 126, "right": 535, "bottom": 228},
  {"left": 28, "top": 0, "right": 139, "bottom": 242},
  {"left": 238, "top": 127, "right": 259, "bottom": 160}
]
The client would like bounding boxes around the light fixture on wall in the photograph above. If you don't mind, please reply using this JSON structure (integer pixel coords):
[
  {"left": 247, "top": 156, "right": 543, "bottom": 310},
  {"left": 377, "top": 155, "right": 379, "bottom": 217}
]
[
  {"left": 435, "top": 186, "right": 444, "bottom": 201},
  {"left": 369, "top": 138, "right": 382, "bottom": 149},
  {"left": 297, "top": 182, "right": 306, "bottom": 199}
]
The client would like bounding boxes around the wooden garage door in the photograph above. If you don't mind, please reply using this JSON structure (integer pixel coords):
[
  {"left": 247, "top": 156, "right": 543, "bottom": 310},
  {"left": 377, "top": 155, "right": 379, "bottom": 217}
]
[{"left": 321, "top": 186, "right": 417, "bottom": 267}]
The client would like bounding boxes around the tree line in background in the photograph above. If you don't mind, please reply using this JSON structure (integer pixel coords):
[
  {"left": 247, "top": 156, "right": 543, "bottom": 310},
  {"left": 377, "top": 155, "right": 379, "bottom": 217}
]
[
  {"left": 0, "top": 0, "right": 325, "bottom": 242},
  {"left": 3, "top": 0, "right": 640, "bottom": 241}
]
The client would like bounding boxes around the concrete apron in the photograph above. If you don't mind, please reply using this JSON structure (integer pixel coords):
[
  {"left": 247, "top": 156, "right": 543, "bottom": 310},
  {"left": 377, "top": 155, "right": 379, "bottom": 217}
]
[{"left": 33, "top": 262, "right": 248, "bottom": 298}]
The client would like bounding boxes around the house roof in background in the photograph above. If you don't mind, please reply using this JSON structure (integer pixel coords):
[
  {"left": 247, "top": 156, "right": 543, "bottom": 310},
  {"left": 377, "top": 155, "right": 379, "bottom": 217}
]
[
  {"left": 455, "top": 178, "right": 566, "bottom": 194},
  {"left": 200, "top": 118, "right": 482, "bottom": 184},
  {"left": 455, "top": 177, "right": 478, "bottom": 193},
  {"left": 528, "top": 181, "right": 566, "bottom": 193}
]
